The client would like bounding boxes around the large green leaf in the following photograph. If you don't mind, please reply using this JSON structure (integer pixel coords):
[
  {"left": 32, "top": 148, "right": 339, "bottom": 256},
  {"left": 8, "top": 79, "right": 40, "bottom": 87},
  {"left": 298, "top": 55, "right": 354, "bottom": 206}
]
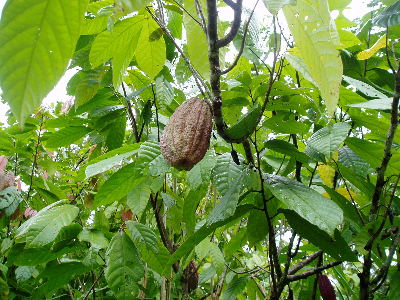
[
  {"left": 94, "top": 162, "right": 142, "bottom": 206},
  {"left": 305, "top": 122, "right": 351, "bottom": 157},
  {"left": 183, "top": 0, "right": 209, "bottom": 78},
  {"left": 135, "top": 15, "right": 166, "bottom": 79},
  {"left": 225, "top": 103, "right": 262, "bottom": 140},
  {"left": 283, "top": 0, "right": 342, "bottom": 114},
  {"left": 45, "top": 126, "right": 92, "bottom": 148},
  {"left": 126, "top": 221, "right": 159, "bottom": 253},
  {"left": 212, "top": 153, "right": 243, "bottom": 195},
  {"left": 373, "top": 0, "right": 400, "bottom": 27},
  {"left": 264, "top": 174, "right": 343, "bottom": 235},
  {"left": 222, "top": 275, "right": 249, "bottom": 300},
  {"left": 195, "top": 240, "right": 225, "bottom": 275},
  {"left": 265, "top": 139, "right": 311, "bottom": 164},
  {"left": 35, "top": 262, "right": 90, "bottom": 297},
  {"left": 0, "top": 0, "right": 88, "bottom": 123},
  {"left": 282, "top": 209, "right": 357, "bottom": 261},
  {"left": 90, "top": 16, "right": 144, "bottom": 88},
  {"left": 105, "top": 232, "right": 144, "bottom": 300},
  {"left": 15, "top": 203, "right": 79, "bottom": 248},
  {"left": 342, "top": 76, "right": 387, "bottom": 98},
  {"left": 164, "top": 205, "right": 252, "bottom": 273}
]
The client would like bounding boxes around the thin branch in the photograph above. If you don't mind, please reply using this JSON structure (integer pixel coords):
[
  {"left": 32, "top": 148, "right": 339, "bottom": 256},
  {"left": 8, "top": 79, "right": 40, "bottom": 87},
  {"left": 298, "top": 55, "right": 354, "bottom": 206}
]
[
  {"left": 122, "top": 82, "right": 139, "bottom": 142},
  {"left": 146, "top": 8, "right": 211, "bottom": 101},
  {"left": 288, "top": 251, "right": 323, "bottom": 275},
  {"left": 194, "top": 0, "right": 207, "bottom": 33},
  {"left": 286, "top": 261, "right": 342, "bottom": 282},
  {"left": 173, "top": 0, "right": 202, "bottom": 27},
  {"left": 83, "top": 269, "right": 105, "bottom": 300},
  {"left": 370, "top": 227, "right": 400, "bottom": 289},
  {"left": 221, "top": 0, "right": 259, "bottom": 75},
  {"left": 217, "top": 0, "right": 243, "bottom": 48},
  {"left": 26, "top": 116, "right": 44, "bottom": 202}
]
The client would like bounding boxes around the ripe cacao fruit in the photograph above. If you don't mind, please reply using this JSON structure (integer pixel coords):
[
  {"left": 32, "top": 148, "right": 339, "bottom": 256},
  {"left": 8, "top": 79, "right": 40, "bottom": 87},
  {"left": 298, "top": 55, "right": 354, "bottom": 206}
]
[
  {"left": 160, "top": 98, "right": 212, "bottom": 170},
  {"left": 318, "top": 274, "right": 336, "bottom": 300}
]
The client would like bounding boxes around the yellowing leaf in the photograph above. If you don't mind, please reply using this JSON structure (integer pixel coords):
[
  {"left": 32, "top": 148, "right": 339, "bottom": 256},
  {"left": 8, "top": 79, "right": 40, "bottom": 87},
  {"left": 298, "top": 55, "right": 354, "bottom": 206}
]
[
  {"left": 318, "top": 164, "right": 335, "bottom": 187},
  {"left": 357, "top": 34, "right": 387, "bottom": 60},
  {"left": 335, "top": 188, "right": 356, "bottom": 200}
]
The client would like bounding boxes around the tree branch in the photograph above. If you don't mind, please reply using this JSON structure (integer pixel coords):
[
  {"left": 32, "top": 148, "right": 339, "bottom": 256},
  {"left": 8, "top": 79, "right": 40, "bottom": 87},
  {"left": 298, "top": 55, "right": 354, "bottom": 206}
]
[
  {"left": 288, "top": 251, "right": 323, "bottom": 275},
  {"left": 217, "top": 0, "right": 243, "bottom": 48},
  {"left": 286, "top": 261, "right": 342, "bottom": 282}
]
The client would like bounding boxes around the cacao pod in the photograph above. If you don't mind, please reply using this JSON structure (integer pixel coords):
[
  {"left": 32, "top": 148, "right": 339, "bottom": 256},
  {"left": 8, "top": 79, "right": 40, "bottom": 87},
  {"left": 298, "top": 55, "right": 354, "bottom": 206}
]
[
  {"left": 160, "top": 98, "right": 212, "bottom": 170},
  {"left": 318, "top": 274, "right": 336, "bottom": 300},
  {"left": 182, "top": 260, "right": 198, "bottom": 293}
]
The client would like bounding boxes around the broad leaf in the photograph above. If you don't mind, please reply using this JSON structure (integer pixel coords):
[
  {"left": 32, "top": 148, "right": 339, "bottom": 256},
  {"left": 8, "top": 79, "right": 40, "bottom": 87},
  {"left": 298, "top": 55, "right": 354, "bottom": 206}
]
[
  {"left": 85, "top": 149, "right": 137, "bottom": 179},
  {"left": 305, "top": 122, "right": 350, "bottom": 157},
  {"left": 357, "top": 34, "right": 387, "bottom": 60},
  {"left": 164, "top": 205, "right": 252, "bottom": 273},
  {"left": 265, "top": 139, "right": 311, "bottom": 163},
  {"left": 94, "top": 162, "right": 142, "bottom": 206},
  {"left": 183, "top": 0, "right": 209, "bottom": 78},
  {"left": 284, "top": 0, "right": 342, "bottom": 114},
  {"left": 0, "top": 0, "right": 88, "bottom": 123},
  {"left": 373, "top": 1, "right": 400, "bottom": 27},
  {"left": 347, "top": 97, "right": 393, "bottom": 110},
  {"left": 342, "top": 75, "right": 387, "bottom": 98},
  {"left": 105, "top": 232, "right": 144, "bottom": 300},
  {"left": 265, "top": 174, "right": 343, "bottom": 235},
  {"left": 282, "top": 209, "right": 357, "bottom": 261},
  {"left": 126, "top": 221, "right": 159, "bottom": 253},
  {"left": 45, "top": 126, "right": 92, "bottom": 148},
  {"left": 16, "top": 203, "right": 79, "bottom": 248},
  {"left": 225, "top": 103, "right": 262, "bottom": 140},
  {"left": 135, "top": 15, "right": 166, "bottom": 79}
]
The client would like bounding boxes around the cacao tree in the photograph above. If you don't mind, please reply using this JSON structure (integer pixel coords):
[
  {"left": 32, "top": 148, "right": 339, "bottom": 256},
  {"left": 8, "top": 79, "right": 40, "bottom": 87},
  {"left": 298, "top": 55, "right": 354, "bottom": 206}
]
[{"left": 0, "top": 0, "right": 400, "bottom": 299}]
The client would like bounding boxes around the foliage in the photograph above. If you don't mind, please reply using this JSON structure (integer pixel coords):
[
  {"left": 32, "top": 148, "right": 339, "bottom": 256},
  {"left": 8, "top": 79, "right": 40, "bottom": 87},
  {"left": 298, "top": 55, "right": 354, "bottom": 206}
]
[{"left": 0, "top": 0, "right": 400, "bottom": 299}]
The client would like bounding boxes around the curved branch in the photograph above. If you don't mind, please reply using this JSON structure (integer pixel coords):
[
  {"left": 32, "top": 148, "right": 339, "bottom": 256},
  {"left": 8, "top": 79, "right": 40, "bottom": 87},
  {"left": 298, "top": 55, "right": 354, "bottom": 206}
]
[
  {"left": 217, "top": 0, "right": 243, "bottom": 48},
  {"left": 286, "top": 261, "right": 343, "bottom": 282}
]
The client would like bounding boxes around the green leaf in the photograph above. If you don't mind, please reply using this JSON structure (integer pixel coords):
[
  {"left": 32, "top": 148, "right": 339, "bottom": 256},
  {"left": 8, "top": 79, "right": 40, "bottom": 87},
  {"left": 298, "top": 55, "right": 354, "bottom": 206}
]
[
  {"left": 347, "top": 97, "right": 393, "bottom": 110},
  {"left": 212, "top": 153, "right": 243, "bottom": 195},
  {"left": 187, "top": 150, "right": 217, "bottom": 190},
  {"left": 225, "top": 103, "right": 262, "bottom": 140},
  {"left": 16, "top": 203, "right": 79, "bottom": 248},
  {"left": 127, "top": 180, "right": 151, "bottom": 218},
  {"left": 183, "top": 0, "right": 209, "bottom": 78},
  {"left": 85, "top": 149, "right": 137, "bottom": 179},
  {"left": 0, "top": 0, "right": 88, "bottom": 123},
  {"left": 90, "top": 16, "right": 145, "bottom": 87},
  {"left": 94, "top": 162, "right": 142, "bottom": 207},
  {"left": 373, "top": 1, "right": 400, "bottom": 27},
  {"left": 282, "top": 209, "right": 357, "bottom": 261},
  {"left": 164, "top": 205, "right": 252, "bottom": 273},
  {"left": 105, "top": 232, "right": 144, "bottom": 300},
  {"left": 0, "top": 186, "right": 22, "bottom": 216},
  {"left": 305, "top": 122, "right": 350, "bottom": 157},
  {"left": 247, "top": 210, "right": 268, "bottom": 246},
  {"left": 51, "top": 223, "right": 82, "bottom": 252},
  {"left": 155, "top": 75, "right": 174, "bottom": 110},
  {"left": 342, "top": 75, "right": 387, "bottom": 98},
  {"left": 135, "top": 16, "right": 166, "bottom": 79},
  {"left": 222, "top": 275, "right": 249, "bottom": 300},
  {"left": 265, "top": 139, "right": 311, "bottom": 164},
  {"left": 116, "top": 0, "right": 152, "bottom": 11},
  {"left": 195, "top": 240, "right": 225, "bottom": 275},
  {"left": 45, "top": 126, "right": 92, "bottom": 148},
  {"left": 263, "top": 114, "right": 311, "bottom": 134},
  {"left": 78, "top": 229, "right": 109, "bottom": 250},
  {"left": 264, "top": 174, "right": 343, "bottom": 235},
  {"left": 35, "top": 262, "right": 90, "bottom": 297},
  {"left": 126, "top": 221, "right": 158, "bottom": 253},
  {"left": 283, "top": 0, "right": 343, "bottom": 114},
  {"left": 262, "top": 0, "right": 296, "bottom": 15}
]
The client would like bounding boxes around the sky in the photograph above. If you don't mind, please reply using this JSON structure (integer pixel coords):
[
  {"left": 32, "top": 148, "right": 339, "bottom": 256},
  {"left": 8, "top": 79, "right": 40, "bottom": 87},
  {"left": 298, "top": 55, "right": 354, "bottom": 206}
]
[{"left": 0, "top": 0, "right": 374, "bottom": 124}]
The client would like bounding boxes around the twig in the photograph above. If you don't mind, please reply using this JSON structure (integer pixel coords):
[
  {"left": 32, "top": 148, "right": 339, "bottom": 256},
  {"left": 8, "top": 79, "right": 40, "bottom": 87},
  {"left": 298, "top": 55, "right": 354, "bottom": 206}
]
[
  {"left": 83, "top": 269, "right": 105, "bottom": 300},
  {"left": 217, "top": 0, "right": 243, "bottom": 48},
  {"left": 288, "top": 251, "right": 323, "bottom": 275},
  {"left": 146, "top": 8, "right": 211, "bottom": 101},
  {"left": 221, "top": 0, "right": 259, "bottom": 75},
  {"left": 121, "top": 82, "right": 139, "bottom": 142},
  {"left": 286, "top": 261, "right": 342, "bottom": 282}
]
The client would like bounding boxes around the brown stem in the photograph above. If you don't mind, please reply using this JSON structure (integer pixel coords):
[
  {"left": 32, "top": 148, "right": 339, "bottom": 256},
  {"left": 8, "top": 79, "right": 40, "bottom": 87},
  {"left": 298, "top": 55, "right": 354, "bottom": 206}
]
[
  {"left": 286, "top": 261, "right": 342, "bottom": 282},
  {"left": 217, "top": 0, "right": 243, "bottom": 48},
  {"left": 288, "top": 251, "right": 323, "bottom": 275}
]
